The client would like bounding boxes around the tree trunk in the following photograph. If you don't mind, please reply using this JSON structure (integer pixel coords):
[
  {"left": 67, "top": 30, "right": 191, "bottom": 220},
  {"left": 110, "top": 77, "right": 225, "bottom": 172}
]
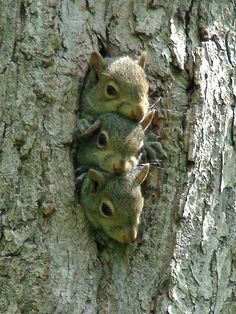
[{"left": 0, "top": 0, "right": 235, "bottom": 313}]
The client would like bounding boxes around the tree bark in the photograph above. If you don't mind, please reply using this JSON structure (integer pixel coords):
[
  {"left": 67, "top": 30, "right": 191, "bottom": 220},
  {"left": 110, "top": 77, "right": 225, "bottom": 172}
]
[{"left": 0, "top": 0, "right": 235, "bottom": 313}]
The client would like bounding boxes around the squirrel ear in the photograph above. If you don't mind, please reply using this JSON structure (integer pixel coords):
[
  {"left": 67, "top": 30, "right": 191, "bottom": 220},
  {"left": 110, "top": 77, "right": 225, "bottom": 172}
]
[
  {"left": 135, "top": 163, "right": 150, "bottom": 185},
  {"left": 138, "top": 51, "right": 147, "bottom": 69},
  {"left": 140, "top": 110, "right": 155, "bottom": 131},
  {"left": 89, "top": 51, "right": 106, "bottom": 72},
  {"left": 88, "top": 169, "right": 105, "bottom": 190}
]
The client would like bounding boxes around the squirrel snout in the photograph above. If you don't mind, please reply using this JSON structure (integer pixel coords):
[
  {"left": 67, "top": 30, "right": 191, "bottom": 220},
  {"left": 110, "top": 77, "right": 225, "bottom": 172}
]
[
  {"left": 121, "top": 229, "right": 137, "bottom": 243},
  {"left": 111, "top": 228, "right": 138, "bottom": 243},
  {"left": 113, "top": 160, "right": 129, "bottom": 176},
  {"left": 131, "top": 104, "right": 147, "bottom": 121}
]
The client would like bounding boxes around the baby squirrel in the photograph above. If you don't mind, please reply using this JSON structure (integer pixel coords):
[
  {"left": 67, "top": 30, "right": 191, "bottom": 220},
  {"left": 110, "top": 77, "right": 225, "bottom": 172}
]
[
  {"left": 77, "top": 164, "right": 150, "bottom": 243},
  {"left": 76, "top": 111, "right": 154, "bottom": 175},
  {"left": 75, "top": 51, "right": 165, "bottom": 243},
  {"left": 78, "top": 51, "right": 149, "bottom": 137}
]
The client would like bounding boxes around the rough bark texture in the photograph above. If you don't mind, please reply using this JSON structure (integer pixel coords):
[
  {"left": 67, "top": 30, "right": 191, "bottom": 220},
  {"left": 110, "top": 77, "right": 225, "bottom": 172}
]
[{"left": 0, "top": 0, "right": 235, "bottom": 313}]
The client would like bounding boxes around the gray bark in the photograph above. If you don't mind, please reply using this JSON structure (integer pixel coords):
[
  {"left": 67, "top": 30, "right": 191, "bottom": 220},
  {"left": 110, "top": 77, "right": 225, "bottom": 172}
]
[{"left": 0, "top": 0, "right": 235, "bottom": 313}]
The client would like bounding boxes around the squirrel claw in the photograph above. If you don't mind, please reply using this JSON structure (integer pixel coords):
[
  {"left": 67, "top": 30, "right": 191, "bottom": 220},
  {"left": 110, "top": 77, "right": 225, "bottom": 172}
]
[
  {"left": 141, "top": 131, "right": 167, "bottom": 164},
  {"left": 75, "top": 166, "right": 88, "bottom": 193},
  {"left": 77, "top": 119, "right": 101, "bottom": 139}
]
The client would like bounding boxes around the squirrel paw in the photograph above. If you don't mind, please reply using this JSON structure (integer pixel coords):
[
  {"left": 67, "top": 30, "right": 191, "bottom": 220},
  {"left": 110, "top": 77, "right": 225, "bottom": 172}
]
[
  {"left": 75, "top": 166, "right": 88, "bottom": 193},
  {"left": 77, "top": 119, "right": 101, "bottom": 139},
  {"left": 141, "top": 131, "right": 167, "bottom": 165}
]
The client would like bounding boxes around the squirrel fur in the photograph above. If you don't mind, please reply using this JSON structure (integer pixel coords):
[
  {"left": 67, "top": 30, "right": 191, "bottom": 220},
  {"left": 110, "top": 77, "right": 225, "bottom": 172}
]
[
  {"left": 78, "top": 164, "right": 150, "bottom": 243},
  {"left": 77, "top": 51, "right": 166, "bottom": 165},
  {"left": 76, "top": 111, "right": 154, "bottom": 175},
  {"left": 74, "top": 51, "right": 166, "bottom": 243},
  {"left": 79, "top": 51, "right": 149, "bottom": 124}
]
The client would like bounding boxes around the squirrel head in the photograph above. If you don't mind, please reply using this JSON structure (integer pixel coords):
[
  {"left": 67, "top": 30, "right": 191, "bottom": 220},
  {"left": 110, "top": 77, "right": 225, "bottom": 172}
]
[
  {"left": 80, "top": 164, "right": 150, "bottom": 243},
  {"left": 77, "top": 111, "right": 154, "bottom": 175},
  {"left": 86, "top": 51, "right": 149, "bottom": 121}
]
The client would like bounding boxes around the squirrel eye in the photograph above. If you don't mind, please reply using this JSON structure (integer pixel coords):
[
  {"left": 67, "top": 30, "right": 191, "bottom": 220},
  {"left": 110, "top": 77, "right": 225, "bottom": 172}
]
[
  {"left": 101, "top": 202, "right": 113, "bottom": 217},
  {"left": 106, "top": 84, "right": 118, "bottom": 96},
  {"left": 97, "top": 131, "right": 108, "bottom": 148}
]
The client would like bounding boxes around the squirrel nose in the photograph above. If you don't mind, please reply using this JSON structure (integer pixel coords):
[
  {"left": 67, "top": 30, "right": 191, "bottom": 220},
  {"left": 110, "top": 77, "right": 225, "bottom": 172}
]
[
  {"left": 122, "top": 229, "right": 137, "bottom": 243},
  {"left": 132, "top": 105, "right": 146, "bottom": 121},
  {"left": 113, "top": 160, "right": 127, "bottom": 176}
]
